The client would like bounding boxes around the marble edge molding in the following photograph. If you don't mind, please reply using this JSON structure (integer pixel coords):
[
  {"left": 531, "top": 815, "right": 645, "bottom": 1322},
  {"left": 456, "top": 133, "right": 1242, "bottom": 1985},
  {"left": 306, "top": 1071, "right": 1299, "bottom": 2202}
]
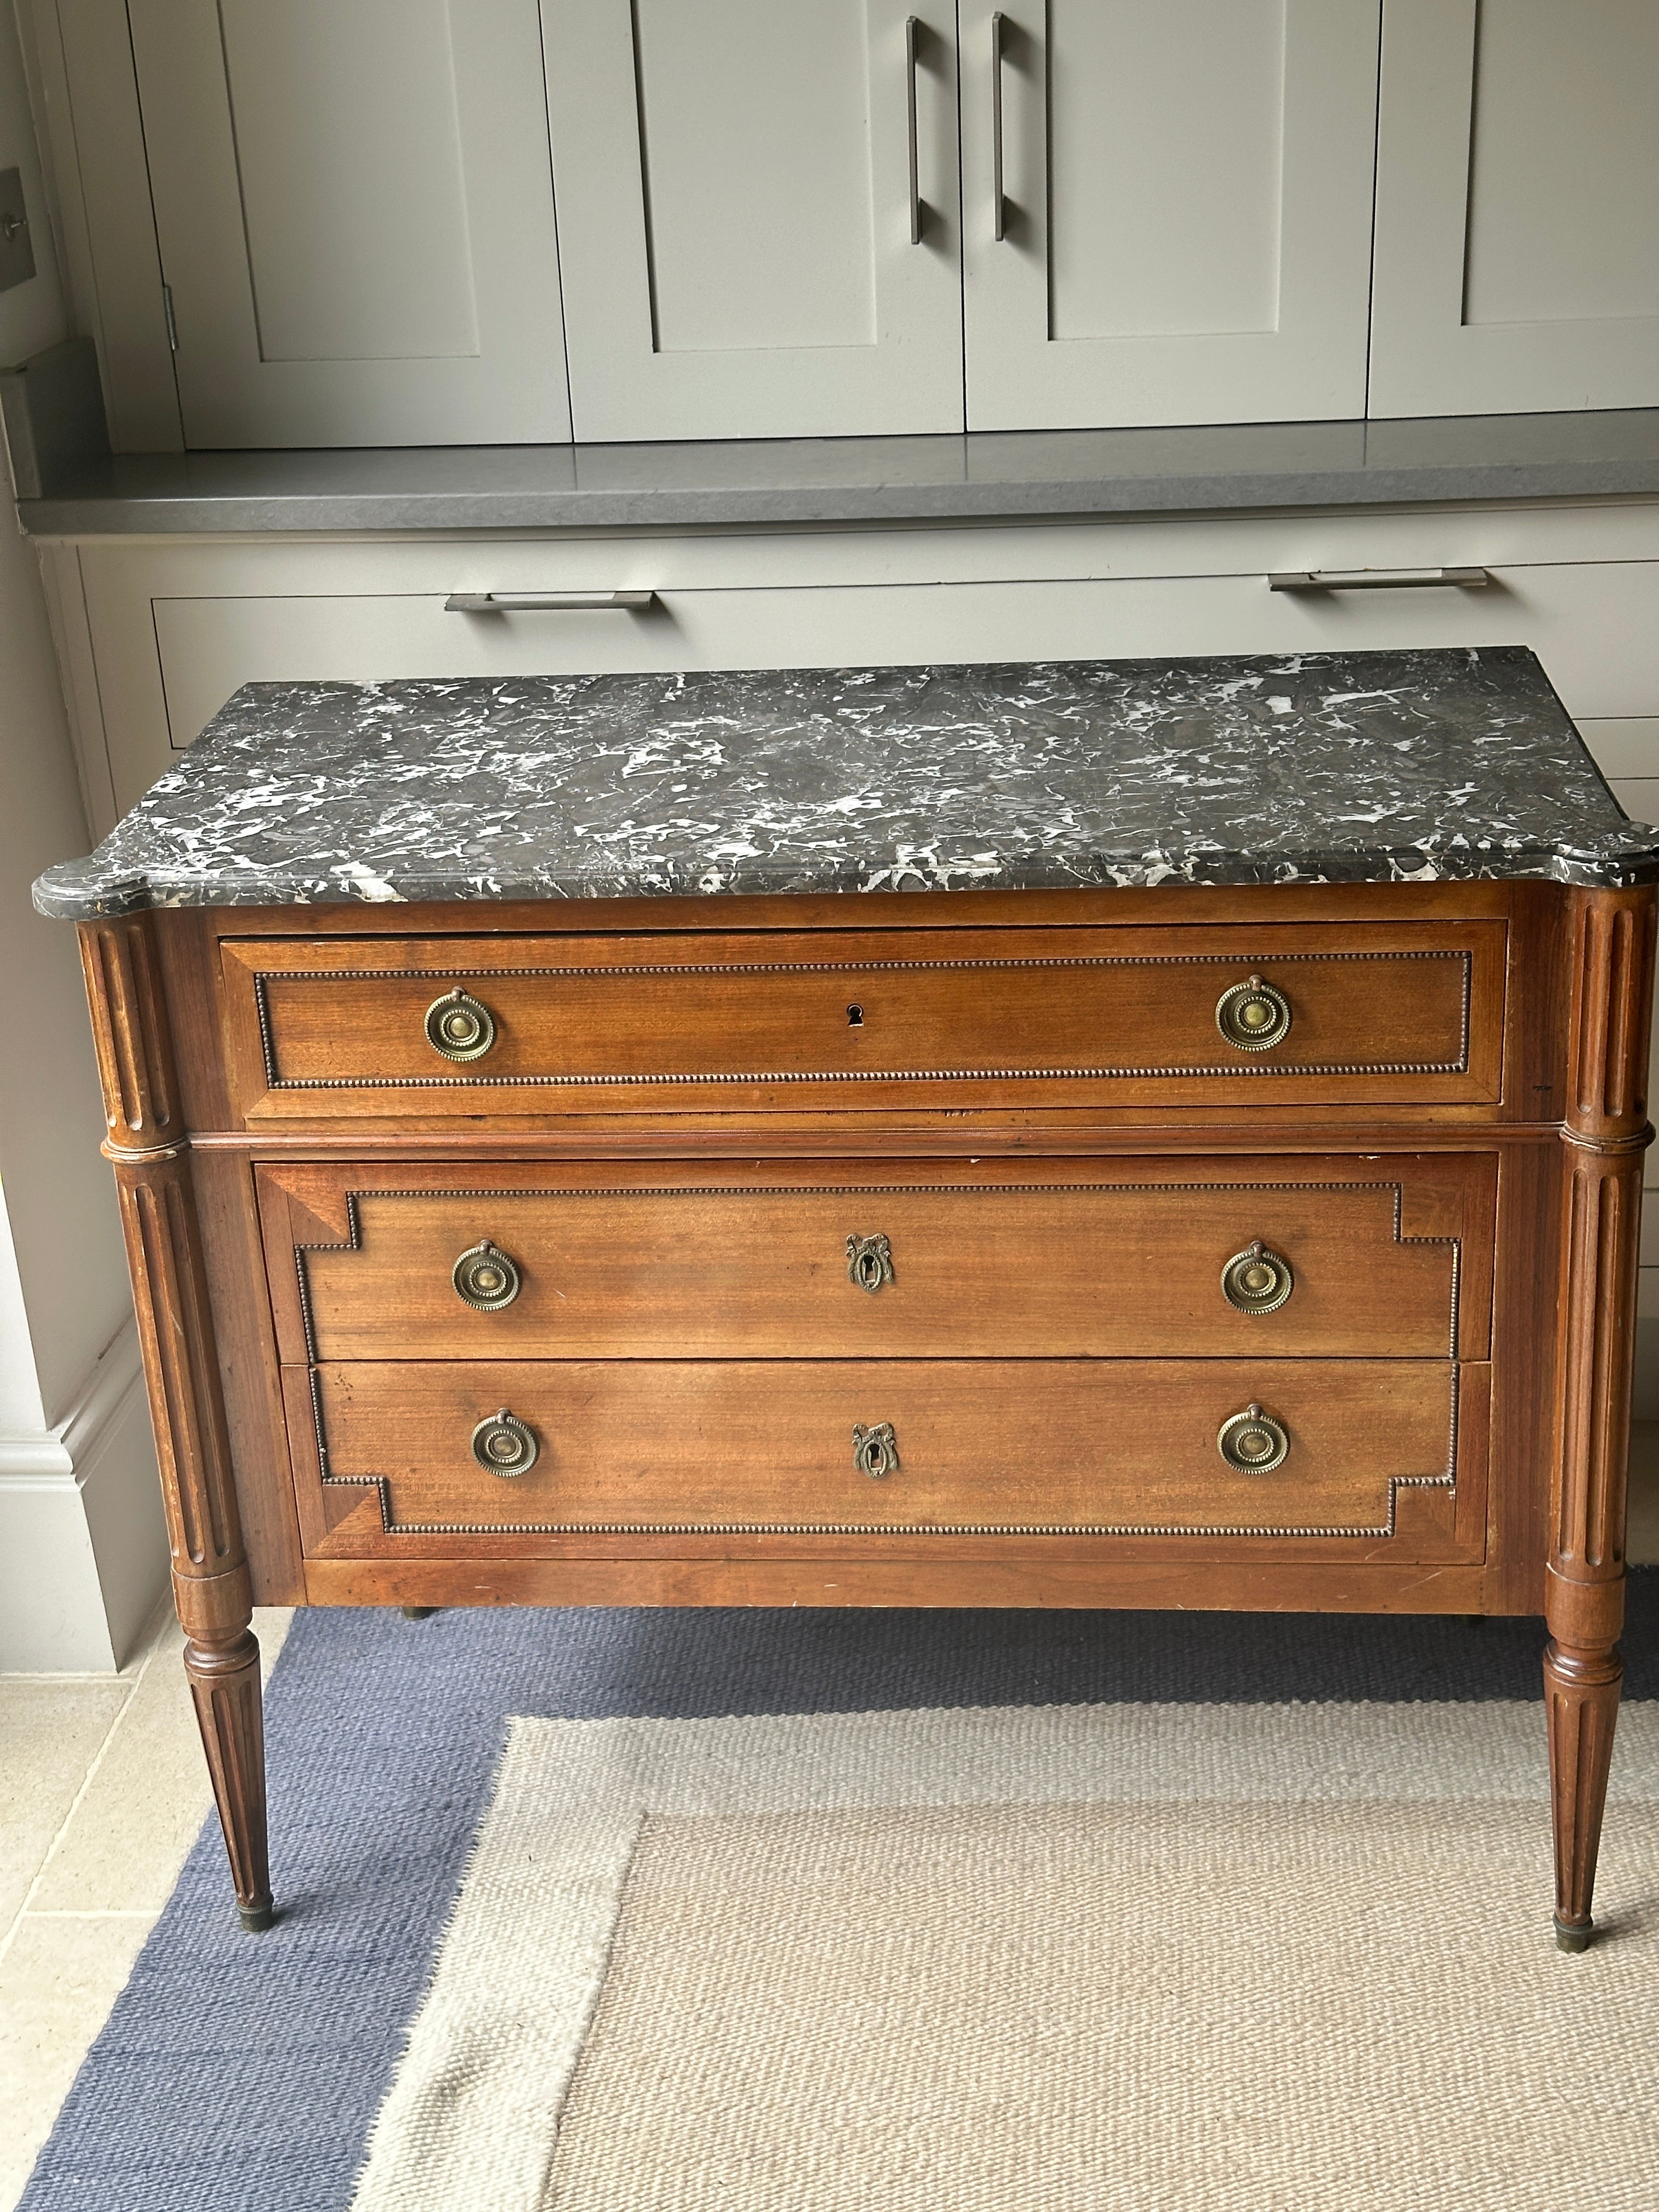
[
  {"left": 34, "top": 650, "right": 1659, "bottom": 920},
  {"left": 32, "top": 840, "right": 1659, "bottom": 921}
]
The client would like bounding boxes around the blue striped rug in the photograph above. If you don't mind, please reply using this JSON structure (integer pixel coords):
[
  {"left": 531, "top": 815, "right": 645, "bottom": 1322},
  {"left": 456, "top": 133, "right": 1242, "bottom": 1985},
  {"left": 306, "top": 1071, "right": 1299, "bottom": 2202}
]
[{"left": 19, "top": 1583, "right": 1659, "bottom": 2212}]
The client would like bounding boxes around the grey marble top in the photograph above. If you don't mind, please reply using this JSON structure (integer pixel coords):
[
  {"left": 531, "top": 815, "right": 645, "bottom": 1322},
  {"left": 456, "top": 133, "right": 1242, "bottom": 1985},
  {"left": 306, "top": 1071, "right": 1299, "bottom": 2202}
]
[
  {"left": 32, "top": 646, "right": 1659, "bottom": 920},
  {"left": 17, "top": 410, "right": 1659, "bottom": 535}
]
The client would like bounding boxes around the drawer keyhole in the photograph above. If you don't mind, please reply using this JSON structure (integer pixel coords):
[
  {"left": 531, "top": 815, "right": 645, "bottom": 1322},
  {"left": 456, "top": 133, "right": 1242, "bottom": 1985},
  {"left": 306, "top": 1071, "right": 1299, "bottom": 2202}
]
[
  {"left": 847, "top": 1002, "right": 864, "bottom": 1026},
  {"left": 847, "top": 1232, "right": 895, "bottom": 1293},
  {"left": 853, "top": 1421, "right": 899, "bottom": 1479}
]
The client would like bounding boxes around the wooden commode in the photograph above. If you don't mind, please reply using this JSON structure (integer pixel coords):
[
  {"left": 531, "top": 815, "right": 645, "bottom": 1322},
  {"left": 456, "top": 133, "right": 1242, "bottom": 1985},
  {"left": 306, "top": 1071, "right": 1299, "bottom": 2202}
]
[{"left": 33, "top": 647, "right": 1657, "bottom": 1950}]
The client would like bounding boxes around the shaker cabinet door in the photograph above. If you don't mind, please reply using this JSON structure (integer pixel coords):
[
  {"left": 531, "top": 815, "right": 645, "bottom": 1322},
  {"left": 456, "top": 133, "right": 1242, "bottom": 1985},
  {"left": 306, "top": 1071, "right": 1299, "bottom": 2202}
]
[
  {"left": 957, "top": 0, "right": 1380, "bottom": 430},
  {"left": 125, "top": 0, "right": 571, "bottom": 446},
  {"left": 543, "top": 0, "right": 965, "bottom": 440},
  {"left": 1369, "top": 0, "right": 1659, "bottom": 417}
]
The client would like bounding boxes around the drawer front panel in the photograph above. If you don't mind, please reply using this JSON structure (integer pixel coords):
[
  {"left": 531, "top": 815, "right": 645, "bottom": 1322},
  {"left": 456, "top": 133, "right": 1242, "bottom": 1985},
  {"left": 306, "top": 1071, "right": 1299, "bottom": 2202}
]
[
  {"left": 296, "top": 1357, "right": 1463, "bottom": 1541},
  {"left": 145, "top": 557, "right": 1659, "bottom": 765},
  {"left": 74, "top": 526, "right": 1659, "bottom": 828},
  {"left": 259, "top": 1155, "right": 1492, "bottom": 1364},
  {"left": 225, "top": 922, "right": 1504, "bottom": 1117}
]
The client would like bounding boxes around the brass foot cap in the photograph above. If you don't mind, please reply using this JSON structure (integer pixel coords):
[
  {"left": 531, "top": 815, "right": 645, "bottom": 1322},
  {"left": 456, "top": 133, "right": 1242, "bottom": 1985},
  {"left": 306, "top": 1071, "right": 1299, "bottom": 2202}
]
[
  {"left": 239, "top": 1901, "right": 275, "bottom": 1934},
  {"left": 1554, "top": 1916, "right": 1593, "bottom": 1954},
  {"left": 400, "top": 1606, "right": 437, "bottom": 1621}
]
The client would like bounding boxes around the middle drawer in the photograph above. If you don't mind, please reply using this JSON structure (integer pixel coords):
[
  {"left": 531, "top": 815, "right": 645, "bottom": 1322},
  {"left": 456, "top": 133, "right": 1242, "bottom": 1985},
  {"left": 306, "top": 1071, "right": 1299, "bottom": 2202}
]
[{"left": 258, "top": 1154, "right": 1494, "bottom": 1364}]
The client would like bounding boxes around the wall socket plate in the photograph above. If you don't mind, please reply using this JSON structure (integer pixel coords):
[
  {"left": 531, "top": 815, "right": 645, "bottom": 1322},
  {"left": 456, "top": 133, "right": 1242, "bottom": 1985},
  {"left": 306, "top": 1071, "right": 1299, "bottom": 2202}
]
[{"left": 0, "top": 168, "right": 37, "bottom": 295}]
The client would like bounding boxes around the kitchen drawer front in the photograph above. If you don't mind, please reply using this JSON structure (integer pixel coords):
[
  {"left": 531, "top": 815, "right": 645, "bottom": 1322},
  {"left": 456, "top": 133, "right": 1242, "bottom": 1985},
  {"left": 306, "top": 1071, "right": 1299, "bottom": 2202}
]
[
  {"left": 71, "top": 550, "right": 1654, "bottom": 832},
  {"left": 150, "top": 562, "right": 1659, "bottom": 749},
  {"left": 72, "top": 521, "right": 1659, "bottom": 827},
  {"left": 290, "top": 1357, "right": 1470, "bottom": 1550},
  {"left": 223, "top": 921, "right": 1504, "bottom": 1119},
  {"left": 258, "top": 1154, "right": 1494, "bottom": 1365}
]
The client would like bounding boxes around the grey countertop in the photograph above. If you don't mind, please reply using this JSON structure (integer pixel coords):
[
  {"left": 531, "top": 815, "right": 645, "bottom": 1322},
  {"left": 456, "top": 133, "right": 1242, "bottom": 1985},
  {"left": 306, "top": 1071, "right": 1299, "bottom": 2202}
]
[
  {"left": 32, "top": 646, "right": 1659, "bottom": 920},
  {"left": 18, "top": 409, "right": 1659, "bottom": 536}
]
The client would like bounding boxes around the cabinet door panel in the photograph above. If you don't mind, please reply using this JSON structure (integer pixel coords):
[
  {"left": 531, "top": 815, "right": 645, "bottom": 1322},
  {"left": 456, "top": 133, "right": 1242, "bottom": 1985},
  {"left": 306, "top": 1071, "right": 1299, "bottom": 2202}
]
[
  {"left": 958, "top": 0, "right": 1379, "bottom": 429},
  {"left": 544, "top": 0, "right": 963, "bottom": 439},
  {"left": 1370, "top": 0, "right": 1659, "bottom": 417},
  {"left": 125, "top": 0, "right": 570, "bottom": 445}
]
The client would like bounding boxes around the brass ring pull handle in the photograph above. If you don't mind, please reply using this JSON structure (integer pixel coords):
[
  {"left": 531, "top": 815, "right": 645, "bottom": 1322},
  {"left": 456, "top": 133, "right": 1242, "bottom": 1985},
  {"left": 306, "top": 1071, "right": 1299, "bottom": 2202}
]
[
  {"left": 1217, "top": 1403, "right": 1289, "bottom": 1474},
  {"left": 471, "top": 1408, "right": 538, "bottom": 1476},
  {"left": 452, "top": 1239, "right": 522, "bottom": 1312},
  {"left": 425, "top": 986, "right": 496, "bottom": 1063},
  {"left": 1215, "top": 974, "right": 1291, "bottom": 1052},
  {"left": 853, "top": 1422, "right": 900, "bottom": 1479},
  {"left": 847, "top": 1232, "right": 895, "bottom": 1294},
  {"left": 1221, "top": 1240, "right": 1294, "bottom": 1316}
]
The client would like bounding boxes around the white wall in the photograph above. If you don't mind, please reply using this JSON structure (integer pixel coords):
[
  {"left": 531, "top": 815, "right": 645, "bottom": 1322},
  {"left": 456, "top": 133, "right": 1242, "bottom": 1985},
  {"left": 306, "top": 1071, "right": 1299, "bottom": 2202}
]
[{"left": 0, "top": 0, "right": 166, "bottom": 1669}]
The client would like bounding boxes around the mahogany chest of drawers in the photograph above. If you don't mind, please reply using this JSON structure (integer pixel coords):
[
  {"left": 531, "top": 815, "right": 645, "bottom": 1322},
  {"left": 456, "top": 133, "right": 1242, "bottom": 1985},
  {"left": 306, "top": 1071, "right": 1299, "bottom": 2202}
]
[{"left": 34, "top": 650, "right": 1659, "bottom": 1950}]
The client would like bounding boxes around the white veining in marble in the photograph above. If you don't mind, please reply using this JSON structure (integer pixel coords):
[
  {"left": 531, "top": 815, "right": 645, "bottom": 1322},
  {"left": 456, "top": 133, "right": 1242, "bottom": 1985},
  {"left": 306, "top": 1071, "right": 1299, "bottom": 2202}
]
[{"left": 32, "top": 648, "right": 1659, "bottom": 918}]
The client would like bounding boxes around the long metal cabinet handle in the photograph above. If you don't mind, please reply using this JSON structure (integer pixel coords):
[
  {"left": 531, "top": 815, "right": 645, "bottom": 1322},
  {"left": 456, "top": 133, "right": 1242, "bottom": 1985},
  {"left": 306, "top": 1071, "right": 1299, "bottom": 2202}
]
[
  {"left": 444, "top": 591, "right": 656, "bottom": 613},
  {"left": 991, "top": 12, "right": 1006, "bottom": 240},
  {"left": 906, "top": 17, "right": 923, "bottom": 244},
  {"left": 1266, "top": 568, "right": 1491, "bottom": 592}
]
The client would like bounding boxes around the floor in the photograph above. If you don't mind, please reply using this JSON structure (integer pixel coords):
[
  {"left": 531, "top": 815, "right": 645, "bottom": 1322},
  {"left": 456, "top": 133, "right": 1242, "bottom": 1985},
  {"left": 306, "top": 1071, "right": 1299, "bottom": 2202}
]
[
  {"left": 3, "top": 1440, "right": 1659, "bottom": 2212},
  {"left": 0, "top": 1600, "right": 295, "bottom": 2211}
]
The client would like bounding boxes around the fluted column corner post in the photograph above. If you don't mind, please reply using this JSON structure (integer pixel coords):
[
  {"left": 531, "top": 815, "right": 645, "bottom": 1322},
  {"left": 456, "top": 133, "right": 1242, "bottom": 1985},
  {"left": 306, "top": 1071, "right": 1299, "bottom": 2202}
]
[
  {"left": 78, "top": 915, "right": 273, "bottom": 1932},
  {"left": 1548, "top": 883, "right": 1656, "bottom": 1950}
]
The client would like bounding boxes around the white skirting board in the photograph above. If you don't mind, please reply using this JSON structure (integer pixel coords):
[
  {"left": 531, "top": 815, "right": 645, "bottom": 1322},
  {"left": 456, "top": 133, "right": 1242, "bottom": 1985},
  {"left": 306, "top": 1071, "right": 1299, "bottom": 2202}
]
[{"left": 0, "top": 1316, "right": 168, "bottom": 1672}]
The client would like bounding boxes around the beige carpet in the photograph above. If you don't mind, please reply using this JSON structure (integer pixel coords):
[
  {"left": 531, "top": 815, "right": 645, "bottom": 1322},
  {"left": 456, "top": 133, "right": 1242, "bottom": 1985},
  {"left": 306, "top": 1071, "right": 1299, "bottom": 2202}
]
[
  {"left": 347, "top": 1703, "right": 1659, "bottom": 2212},
  {"left": 548, "top": 1799, "right": 1659, "bottom": 2211}
]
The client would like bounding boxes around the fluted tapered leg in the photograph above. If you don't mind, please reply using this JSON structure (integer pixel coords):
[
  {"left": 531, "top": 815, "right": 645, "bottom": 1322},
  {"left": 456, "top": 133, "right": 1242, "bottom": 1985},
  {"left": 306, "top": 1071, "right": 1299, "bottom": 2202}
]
[
  {"left": 185, "top": 1629, "right": 273, "bottom": 1931},
  {"left": 1543, "top": 1638, "right": 1622, "bottom": 1950},
  {"left": 80, "top": 913, "right": 276, "bottom": 1931},
  {"left": 1547, "top": 885, "right": 1654, "bottom": 1949}
]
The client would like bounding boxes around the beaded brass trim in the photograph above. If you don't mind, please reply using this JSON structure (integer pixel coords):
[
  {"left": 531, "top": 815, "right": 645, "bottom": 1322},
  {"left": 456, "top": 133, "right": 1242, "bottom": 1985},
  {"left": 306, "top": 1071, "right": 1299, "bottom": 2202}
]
[
  {"left": 251, "top": 949, "right": 1474, "bottom": 1091},
  {"left": 289, "top": 1178, "right": 1465, "bottom": 1544}
]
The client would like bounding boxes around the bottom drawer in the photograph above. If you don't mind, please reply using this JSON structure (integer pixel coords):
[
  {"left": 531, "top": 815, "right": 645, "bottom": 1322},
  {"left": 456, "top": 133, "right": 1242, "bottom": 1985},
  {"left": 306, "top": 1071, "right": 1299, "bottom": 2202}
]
[{"left": 295, "top": 1359, "right": 1464, "bottom": 1542}]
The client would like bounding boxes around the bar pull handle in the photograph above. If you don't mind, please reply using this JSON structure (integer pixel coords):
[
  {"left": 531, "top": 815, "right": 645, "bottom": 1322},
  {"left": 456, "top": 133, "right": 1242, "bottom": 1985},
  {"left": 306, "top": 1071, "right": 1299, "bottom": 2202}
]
[
  {"left": 444, "top": 591, "right": 655, "bottom": 613},
  {"left": 1267, "top": 568, "right": 1491, "bottom": 592},
  {"left": 906, "top": 16, "right": 923, "bottom": 244},
  {"left": 991, "top": 12, "right": 1006, "bottom": 240}
]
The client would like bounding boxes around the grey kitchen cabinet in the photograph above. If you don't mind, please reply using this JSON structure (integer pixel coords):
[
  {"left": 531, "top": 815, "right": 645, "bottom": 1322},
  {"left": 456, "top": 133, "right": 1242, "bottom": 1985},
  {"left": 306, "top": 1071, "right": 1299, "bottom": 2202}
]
[
  {"left": 1369, "top": 0, "right": 1659, "bottom": 417},
  {"left": 122, "top": 0, "right": 571, "bottom": 446},
  {"left": 958, "top": 0, "right": 1382, "bottom": 430},
  {"left": 25, "top": 0, "right": 1659, "bottom": 449},
  {"left": 543, "top": 0, "right": 966, "bottom": 442},
  {"left": 549, "top": 0, "right": 1381, "bottom": 441}
]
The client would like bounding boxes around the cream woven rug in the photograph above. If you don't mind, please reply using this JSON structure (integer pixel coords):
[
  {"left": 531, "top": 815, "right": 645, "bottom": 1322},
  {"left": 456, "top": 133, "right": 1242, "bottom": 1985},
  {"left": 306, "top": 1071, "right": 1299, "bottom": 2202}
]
[{"left": 352, "top": 1702, "right": 1659, "bottom": 2212}]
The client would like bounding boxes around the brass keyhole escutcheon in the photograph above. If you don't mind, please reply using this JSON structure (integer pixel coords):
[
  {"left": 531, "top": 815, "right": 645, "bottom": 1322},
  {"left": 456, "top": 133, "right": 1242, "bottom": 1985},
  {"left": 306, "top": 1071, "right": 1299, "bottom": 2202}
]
[
  {"left": 853, "top": 1421, "right": 899, "bottom": 1479},
  {"left": 453, "top": 1239, "right": 522, "bottom": 1312},
  {"left": 425, "top": 985, "right": 497, "bottom": 1063},
  {"left": 847, "top": 1002, "right": 865, "bottom": 1027},
  {"left": 471, "top": 1408, "right": 538, "bottom": 1476},
  {"left": 847, "top": 1232, "right": 895, "bottom": 1294},
  {"left": 1217, "top": 1402, "right": 1289, "bottom": 1474},
  {"left": 1221, "top": 1240, "right": 1294, "bottom": 1316},
  {"left": 1215, "top": 973, "right": 1292, "bottom": 1053}
]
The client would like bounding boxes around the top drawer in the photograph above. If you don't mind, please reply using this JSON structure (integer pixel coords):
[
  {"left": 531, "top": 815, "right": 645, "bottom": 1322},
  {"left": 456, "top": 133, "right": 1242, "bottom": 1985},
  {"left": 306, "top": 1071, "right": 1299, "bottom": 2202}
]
[{"left": 221, "top": 921, "right": 1505, "bottom": 1120}]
